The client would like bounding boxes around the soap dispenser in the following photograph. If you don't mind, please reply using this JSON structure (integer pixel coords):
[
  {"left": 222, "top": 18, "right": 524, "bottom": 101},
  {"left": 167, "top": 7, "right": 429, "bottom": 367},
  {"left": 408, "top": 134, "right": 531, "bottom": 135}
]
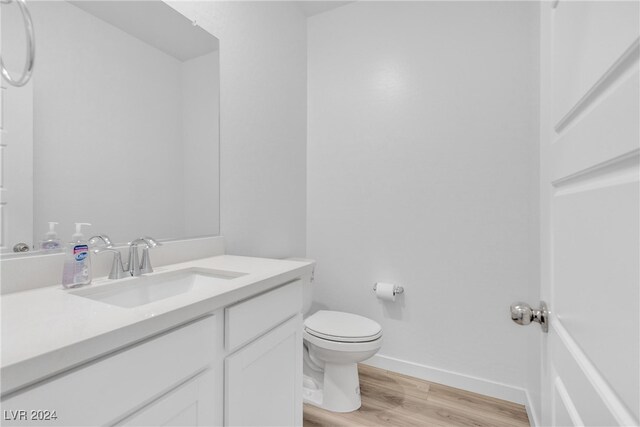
[
  {"left": 61, "top": 223, "right": 92, "bottom": 288},
  {"left": 39, "top": 222, "right": 62, "bottom": 251}
]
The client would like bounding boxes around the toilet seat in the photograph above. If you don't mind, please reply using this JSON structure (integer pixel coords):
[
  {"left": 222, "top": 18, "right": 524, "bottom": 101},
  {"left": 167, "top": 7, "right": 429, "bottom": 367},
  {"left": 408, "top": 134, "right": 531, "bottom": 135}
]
[
  {"left": 304, "top": 330, "right": 383, "bottom": 353},
  {"left": 304, "top": 310, "right": 382, "bottom": 343}
]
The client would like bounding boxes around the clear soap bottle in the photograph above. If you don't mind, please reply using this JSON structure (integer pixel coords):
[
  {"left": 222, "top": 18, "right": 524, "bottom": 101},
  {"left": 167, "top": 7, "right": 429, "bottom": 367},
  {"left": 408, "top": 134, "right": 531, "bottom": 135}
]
[
  {"left": 61, "top": 223, "right": 92, "bottom": 288},
  {"left": 39, "top": 222, "right": 62, "bottom": 251}
]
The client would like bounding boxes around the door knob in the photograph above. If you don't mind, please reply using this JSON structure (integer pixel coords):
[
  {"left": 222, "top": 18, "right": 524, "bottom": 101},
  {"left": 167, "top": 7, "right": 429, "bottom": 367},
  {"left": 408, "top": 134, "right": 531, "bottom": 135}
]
[{"left": 510, "top": 301, "right": 549, "bottom": 333}]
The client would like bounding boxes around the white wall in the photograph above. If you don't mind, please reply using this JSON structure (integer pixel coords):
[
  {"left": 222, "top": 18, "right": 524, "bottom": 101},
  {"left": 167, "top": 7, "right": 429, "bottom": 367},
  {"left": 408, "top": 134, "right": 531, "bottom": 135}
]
[
  {"left": 168, "top": 1, "right": 308, "bottom": 258},
  {"left": 182, "top": 51, "right": 220, "bottom": 237},
  {"left": 308, "top": 1, "right": 540, "bottom": 403}
]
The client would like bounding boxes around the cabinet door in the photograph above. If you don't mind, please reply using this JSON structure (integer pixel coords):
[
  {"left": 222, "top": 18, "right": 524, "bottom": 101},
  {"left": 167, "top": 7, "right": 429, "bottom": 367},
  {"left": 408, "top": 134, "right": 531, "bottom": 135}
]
[
  {"left": 118, "top": 369, "right": 216, "bottom": 427},
  {"left": 225, "top": 314, "right": 302, "bottom": 427}
]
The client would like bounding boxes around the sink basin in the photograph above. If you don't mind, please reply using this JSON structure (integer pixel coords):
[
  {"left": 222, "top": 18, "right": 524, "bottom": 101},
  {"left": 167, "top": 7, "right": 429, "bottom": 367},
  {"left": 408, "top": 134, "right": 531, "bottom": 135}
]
[{"left": 70, "top": 268, "right": 247, "bottom": 308}]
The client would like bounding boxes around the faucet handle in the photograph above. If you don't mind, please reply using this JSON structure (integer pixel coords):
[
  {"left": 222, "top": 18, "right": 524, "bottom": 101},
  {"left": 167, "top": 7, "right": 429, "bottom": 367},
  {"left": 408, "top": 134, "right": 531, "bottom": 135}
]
[
  {"left": 128, "top": 237, "right": 162, "bottom": 276},
  {"left": 140, "top": 247, "right": 154, "bottom": 274},
  {"left": 93, "top": 247, "right": 128, "bottom": 280},
  {"left": 127, "top": 243, "right": 141, "bottom": 277},
  {"left": 138, "top": 237, "right": 162, "bottom": 274}
]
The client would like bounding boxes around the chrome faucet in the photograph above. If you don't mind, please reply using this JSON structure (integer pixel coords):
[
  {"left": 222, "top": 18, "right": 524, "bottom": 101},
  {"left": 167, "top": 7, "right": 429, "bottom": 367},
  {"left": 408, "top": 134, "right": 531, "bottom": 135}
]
[
  {"left": 93, "top": 247, "right": 128, "bottom": 279},
  {"left": 128, "top": 237, "right": 161, "bottom": 276},
  {"left": 89, "top": 234, "right": 126, "bottom": 279},
  {"left": 91, "top": 236, "right": 161, "bottom": 279},
  {"left": 88, "top": 234, "right": 113, "bottom": 248}
]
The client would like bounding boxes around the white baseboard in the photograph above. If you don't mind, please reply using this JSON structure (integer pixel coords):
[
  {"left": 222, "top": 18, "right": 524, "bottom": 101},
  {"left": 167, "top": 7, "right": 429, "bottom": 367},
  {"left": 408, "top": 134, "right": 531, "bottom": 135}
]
[{"left": 362, "top": 354, "right": 528, "bottom": 406}]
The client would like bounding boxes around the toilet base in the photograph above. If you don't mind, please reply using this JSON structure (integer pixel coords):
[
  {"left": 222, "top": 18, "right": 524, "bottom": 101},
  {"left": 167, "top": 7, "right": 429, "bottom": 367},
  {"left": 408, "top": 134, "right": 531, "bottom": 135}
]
[
  {"left": 323, "top": 362, "right": 362, "bottom": 412},
  {"left": 302, "top": 327, "right": 382, "bottom": 414},
  {"left": 303, "top": 362, "right": 362, "bottom": 413},
  {"left": 302, "top": 375, "right": 324, "bottom": 407}
]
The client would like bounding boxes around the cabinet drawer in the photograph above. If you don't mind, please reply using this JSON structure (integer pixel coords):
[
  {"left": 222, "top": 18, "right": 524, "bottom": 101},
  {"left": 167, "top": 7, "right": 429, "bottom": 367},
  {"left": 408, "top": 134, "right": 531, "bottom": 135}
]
[
  {"left": 225, "top": 280, "right": 302, "bottom": 352},
  {"left": 2, "top": 315, "right": 216, "bottom": 426}
]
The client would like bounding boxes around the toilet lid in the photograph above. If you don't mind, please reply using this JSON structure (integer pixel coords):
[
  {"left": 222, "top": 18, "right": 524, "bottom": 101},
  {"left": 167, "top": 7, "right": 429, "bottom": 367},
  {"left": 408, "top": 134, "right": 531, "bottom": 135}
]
[{"left": 304, "top": 310, "right": 382, "bottom": 343}]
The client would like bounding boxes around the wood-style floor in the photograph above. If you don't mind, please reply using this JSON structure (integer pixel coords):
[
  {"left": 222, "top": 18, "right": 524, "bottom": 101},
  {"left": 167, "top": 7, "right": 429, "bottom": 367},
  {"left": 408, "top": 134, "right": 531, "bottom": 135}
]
[{"left": 303, "top": 365, "right": 530, "bottom": 427}]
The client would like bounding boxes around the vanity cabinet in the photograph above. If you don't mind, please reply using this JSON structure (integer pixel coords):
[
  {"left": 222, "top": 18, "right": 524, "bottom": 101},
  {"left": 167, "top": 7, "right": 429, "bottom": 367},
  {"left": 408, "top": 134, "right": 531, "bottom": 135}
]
[
  {"left": 2, "top": 279, "right": 304, "bottom": 427},
  {"left": 1, "top": 316, "right": 218, "bottom": 426}
]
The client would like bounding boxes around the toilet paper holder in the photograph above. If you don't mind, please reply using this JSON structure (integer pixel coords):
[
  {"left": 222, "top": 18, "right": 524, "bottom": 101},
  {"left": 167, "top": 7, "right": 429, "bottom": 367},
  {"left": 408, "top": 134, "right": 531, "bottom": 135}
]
[{"left": 372, "top": 283, "right": 404, "bottom": 296}]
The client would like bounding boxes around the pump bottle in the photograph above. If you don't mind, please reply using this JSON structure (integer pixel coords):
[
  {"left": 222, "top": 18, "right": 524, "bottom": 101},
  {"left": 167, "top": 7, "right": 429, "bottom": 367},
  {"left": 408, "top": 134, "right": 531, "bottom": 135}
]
[
  {"left": 39, "top": 222, "right": 62, "bottom": 251},
  {"left": 61, "top": 223, "right": 92, "bottom": 288}
]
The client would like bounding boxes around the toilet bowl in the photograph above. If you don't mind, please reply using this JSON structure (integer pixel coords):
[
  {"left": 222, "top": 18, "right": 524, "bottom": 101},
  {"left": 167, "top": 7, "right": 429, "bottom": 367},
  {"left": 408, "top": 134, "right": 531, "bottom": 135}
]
[
  {"left": 286, "top": 259, "right": 383, "bottom": 413},
  {"left": 302, "top": 310, "right": 382, "bottom": 412}
]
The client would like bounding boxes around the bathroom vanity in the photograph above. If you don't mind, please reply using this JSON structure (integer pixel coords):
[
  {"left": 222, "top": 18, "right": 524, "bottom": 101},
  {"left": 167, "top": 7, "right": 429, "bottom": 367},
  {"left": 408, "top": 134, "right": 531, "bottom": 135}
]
[{"left": 1, "top": 255, "right": 313, "bottom": 426}]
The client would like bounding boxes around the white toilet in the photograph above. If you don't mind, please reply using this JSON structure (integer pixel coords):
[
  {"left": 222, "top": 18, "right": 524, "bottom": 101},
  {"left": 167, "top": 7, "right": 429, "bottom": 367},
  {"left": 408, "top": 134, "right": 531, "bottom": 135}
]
[{"left": 299, "top": 268, "right": 383, "bottom": 413}]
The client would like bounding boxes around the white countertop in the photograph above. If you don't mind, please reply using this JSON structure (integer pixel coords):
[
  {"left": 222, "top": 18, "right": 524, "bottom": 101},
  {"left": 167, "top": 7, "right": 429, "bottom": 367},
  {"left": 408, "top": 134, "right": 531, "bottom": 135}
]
[{"left": 1, "top": 255, "right": 313, "bottom": 395}]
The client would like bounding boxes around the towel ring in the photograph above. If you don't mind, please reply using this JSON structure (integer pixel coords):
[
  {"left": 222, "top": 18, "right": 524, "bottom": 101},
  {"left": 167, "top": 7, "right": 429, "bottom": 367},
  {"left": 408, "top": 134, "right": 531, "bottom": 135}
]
[{"left": 1, "top": 0, "right": 35, "bottom": 87}]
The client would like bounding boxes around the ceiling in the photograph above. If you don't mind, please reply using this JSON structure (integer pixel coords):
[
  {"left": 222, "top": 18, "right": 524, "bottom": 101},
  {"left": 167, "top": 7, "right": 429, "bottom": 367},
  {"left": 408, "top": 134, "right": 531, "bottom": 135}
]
[
  {"left": 70, "top": 1, "right": 351, "bottom": 58},
  {"left": 296, "top": 1, "right": 355, "bottom": 17},
  {"left": 70, "top": 1, "right": 219, "bottom": 62}
]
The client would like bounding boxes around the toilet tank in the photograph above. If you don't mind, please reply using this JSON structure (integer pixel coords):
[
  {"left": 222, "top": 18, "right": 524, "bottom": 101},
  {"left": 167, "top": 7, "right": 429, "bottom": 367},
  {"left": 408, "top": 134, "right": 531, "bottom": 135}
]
[{"left": 286, "top": 258, "right": 315, "bottom": 315}]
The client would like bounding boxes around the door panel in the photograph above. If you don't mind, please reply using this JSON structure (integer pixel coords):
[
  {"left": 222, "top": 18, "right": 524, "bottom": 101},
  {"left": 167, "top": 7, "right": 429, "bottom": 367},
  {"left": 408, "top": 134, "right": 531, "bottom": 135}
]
[
  {"left": 552, "top": 377, "right": 583, "bottom": 427},
  {"left": 552, "top": 1, "right": 639, "bottom": 126},
  {"left": 552, "top": 70, "right": 639, "bottom": 182},
  {"left": 541, "top": 1, "right": 639, "bottom": 426},
  {"left": 551, "top": 329, "right": 620, "bottom": 426},
  {"left": 554, "top": 179, "right": 639, "bottom": 416}
]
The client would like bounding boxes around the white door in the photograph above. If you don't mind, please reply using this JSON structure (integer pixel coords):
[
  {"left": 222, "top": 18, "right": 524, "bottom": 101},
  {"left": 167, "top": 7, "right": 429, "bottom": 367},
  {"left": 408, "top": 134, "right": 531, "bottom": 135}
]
[
  {"left": 225, "top": 314, "right": 302, "bottom": 427},
  {"left": 540, "top": 1, "right": 639, "bottom": 426}
]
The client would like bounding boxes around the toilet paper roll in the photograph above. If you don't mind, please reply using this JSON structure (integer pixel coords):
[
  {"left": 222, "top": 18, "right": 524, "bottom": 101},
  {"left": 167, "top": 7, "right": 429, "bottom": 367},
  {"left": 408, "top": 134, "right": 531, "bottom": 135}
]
[{"left": 375, "top": 282, "right": 396, "bottom": 302}]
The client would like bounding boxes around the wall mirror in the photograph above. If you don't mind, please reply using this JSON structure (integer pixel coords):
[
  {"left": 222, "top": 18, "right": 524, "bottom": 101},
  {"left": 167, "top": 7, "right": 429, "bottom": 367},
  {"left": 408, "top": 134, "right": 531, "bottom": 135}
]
[{"left": 1, "top": 0, "right": 220, "bottom": 254}]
